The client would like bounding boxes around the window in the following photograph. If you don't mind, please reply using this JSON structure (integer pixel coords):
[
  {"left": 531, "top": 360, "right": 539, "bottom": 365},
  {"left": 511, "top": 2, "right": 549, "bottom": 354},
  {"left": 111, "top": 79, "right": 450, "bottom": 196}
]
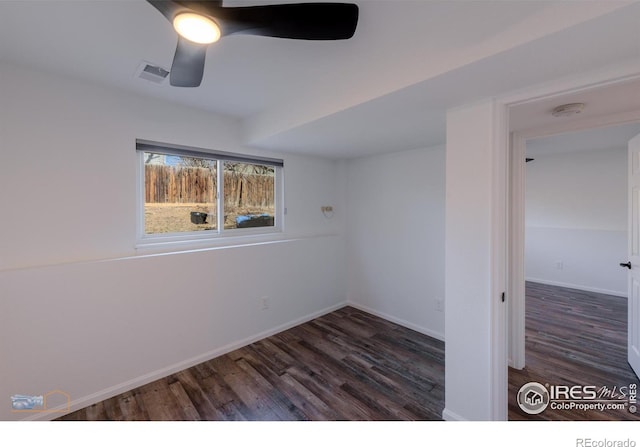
[{"left": 137, "top": 140, "right": 283, "bottom": 243}]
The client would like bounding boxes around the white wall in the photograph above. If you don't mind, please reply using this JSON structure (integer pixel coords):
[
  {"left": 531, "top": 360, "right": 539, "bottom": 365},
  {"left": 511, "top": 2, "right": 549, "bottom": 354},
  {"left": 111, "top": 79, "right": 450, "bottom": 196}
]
[
  {"left": 525, "top": 147, "right": 627, "bottom": 296},
  {"left": 0, "top": 64, "right": 347, "bottom": 420},
  {"left": 345, "top": 145, "right": 445, "bottom": 340},
  {"left": 444, "top": 100, "right": 507, "bottom": 421}
]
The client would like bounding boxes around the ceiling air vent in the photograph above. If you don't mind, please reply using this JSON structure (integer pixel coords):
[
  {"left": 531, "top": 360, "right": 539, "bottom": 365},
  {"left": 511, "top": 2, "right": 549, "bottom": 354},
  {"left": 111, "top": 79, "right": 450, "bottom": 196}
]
[{"left": 135, "top": 61, "right": 169, "bottom": 84}]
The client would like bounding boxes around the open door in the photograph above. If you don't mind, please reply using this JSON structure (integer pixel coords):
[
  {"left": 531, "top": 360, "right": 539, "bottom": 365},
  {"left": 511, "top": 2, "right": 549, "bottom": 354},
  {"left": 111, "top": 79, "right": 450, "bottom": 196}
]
[{"left": 626, "top": 133, "right": 640, "bottom": 379}]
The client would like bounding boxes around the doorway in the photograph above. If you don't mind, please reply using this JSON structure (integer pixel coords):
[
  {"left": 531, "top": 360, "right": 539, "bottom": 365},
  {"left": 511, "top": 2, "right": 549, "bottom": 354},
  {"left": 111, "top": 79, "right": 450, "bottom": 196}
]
[{"left": 507, "top": 122, "right": 640, "bottom": 420}]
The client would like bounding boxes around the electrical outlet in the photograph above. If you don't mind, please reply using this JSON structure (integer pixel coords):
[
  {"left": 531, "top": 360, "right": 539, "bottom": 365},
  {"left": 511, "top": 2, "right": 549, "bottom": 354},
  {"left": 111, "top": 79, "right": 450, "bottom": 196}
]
[
  {"left": 435, "top": 298, "right": 444, "bottom": 312},
  {"left": 555, "top": 260, "right": 563, "bottom": 270},
  {"left": 261, "top": 296, "right": 270, "bottom": 310}
]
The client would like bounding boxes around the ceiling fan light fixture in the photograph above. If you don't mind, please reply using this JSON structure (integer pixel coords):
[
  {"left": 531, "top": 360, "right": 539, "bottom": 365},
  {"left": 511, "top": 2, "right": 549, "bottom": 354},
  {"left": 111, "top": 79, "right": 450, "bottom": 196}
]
[
  {"left": 173, "top": 12, "right": 221, "bottom": 44},
  {"left": 147, "top": 0, "right": 359, "bottom": 87}
]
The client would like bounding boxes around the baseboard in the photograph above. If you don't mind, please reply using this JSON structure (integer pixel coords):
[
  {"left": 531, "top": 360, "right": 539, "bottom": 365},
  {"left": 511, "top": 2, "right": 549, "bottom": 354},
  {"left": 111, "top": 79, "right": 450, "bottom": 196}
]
[
  {"left": 525, "top": 277, "right": 627, "bottom": 298},
  {"left": 23, "top": 300, "right": 348, "bottom": 421},
  {"left": 442, "top": 408, "right": 467, "bottom": 421},
  {"left": 346, "top": 301, "right": 445, "bottom": 342}
]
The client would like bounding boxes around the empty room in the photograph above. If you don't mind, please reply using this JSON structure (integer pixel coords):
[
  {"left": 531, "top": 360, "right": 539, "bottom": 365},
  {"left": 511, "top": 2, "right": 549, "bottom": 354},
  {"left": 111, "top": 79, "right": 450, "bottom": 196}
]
[
  {"left": 1, "top": 0, "right": 639, "bottom": 434},
  {"left": 508, "top": 121, "right": 640, "bottom": 421}
]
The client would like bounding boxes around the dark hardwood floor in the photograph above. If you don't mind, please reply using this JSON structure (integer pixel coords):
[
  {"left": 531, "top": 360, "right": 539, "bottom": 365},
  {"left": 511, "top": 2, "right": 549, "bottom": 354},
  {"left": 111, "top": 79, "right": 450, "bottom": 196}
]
[
  {"left": 58, "top": 283, "right": 635, "bottom": 421},
  {"left": 58, "top": 306, "right": 445, "bottom": 421},
  {"left": 509, "top": 282, "right": 640, "bottom": 421}
]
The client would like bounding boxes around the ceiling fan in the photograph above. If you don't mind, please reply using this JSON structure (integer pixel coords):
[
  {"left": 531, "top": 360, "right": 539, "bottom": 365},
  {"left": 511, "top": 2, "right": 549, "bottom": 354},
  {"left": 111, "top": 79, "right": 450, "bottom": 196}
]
[{"left": 147, "top": 1, "right": 359, "bottom": 87}]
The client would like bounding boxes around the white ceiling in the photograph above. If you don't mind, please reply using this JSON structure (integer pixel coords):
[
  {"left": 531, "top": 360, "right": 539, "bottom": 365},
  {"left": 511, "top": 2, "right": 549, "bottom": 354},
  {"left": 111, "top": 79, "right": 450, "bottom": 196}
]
[
  {"left": 512, "top": 75, "right": 640, "bottom": 157},
  {"left": 527, "top": 122, "right": 640, "bottom": 157},
  {"left": 1, "top": 0, "right": 639, "bottom": 158},
  {"left": 510, "top": 77, "right": 640, "bottom": 134}
]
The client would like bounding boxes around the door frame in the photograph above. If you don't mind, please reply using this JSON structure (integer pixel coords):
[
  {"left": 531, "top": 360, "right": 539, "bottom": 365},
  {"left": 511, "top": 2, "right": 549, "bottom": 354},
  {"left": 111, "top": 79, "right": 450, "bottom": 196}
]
[
  {"left": 492, "top": 62, "right": 640, "bottom": 418},
  {"left": 508, "top": 112, "right": 640, "bottom": 369}
]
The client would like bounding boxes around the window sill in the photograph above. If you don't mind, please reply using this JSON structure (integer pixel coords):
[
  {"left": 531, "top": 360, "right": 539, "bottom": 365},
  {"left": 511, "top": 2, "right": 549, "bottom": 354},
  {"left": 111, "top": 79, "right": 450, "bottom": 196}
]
[{"left": 135, "top": 228, "right": 285, "bottom": 255}]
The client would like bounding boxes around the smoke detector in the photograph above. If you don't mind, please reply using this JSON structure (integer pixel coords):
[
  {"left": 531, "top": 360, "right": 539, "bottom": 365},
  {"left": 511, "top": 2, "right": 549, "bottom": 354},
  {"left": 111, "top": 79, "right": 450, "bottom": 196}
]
[{"left": 551, "top": 103, "right": 585, "bottom": 117}]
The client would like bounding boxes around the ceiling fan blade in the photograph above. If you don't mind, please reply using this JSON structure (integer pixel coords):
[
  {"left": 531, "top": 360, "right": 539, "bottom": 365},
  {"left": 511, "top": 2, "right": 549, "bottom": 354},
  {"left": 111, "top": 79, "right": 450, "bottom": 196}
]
[
  {"left": 208, "top": 3, "right": 359, "bottom": 40},
  {"left": 146, "top": 1, "right": 357, "bottom": 87},
  {"left": 170, "top": 35, "right": 207, "bottom": 87},
  {"left": 146, "top": 0, "right": 184, "bottom": 22}
]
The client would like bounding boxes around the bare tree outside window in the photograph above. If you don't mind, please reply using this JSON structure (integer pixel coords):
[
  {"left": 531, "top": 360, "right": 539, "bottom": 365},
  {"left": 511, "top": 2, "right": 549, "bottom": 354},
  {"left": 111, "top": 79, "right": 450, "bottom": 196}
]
[{"left": 223, "top": 161, "right": 275, "bottom": 228}]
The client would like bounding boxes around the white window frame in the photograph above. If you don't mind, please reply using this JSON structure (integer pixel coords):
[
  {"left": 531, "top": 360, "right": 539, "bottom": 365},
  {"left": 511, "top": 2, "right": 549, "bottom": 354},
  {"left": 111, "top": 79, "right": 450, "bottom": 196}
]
[{"left": 136, "top": 139, "right": 284, "bottom": 248}]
